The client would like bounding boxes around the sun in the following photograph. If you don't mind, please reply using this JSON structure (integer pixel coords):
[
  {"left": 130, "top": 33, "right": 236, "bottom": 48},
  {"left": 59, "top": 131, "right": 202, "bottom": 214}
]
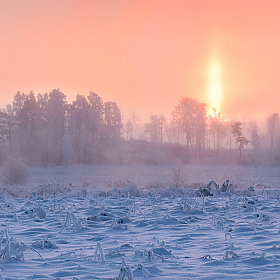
[{"left": 208, "top": 60, "right": 222, "bottom": 113}]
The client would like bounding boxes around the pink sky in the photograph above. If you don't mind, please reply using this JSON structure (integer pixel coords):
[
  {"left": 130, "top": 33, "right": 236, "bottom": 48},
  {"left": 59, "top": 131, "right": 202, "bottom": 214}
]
[{"left": 1, "top": 0, "right": 280, "bottom": 122}]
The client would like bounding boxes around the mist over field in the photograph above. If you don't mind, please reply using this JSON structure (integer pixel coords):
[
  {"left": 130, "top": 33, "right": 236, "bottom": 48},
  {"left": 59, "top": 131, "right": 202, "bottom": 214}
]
[
  {"left": 0, "top": 90, "right": 279, "bottom": 170},
  {"left": 1, "top": 1, "right": 280, "bottom": 279},
  {"left": 0, "top": 88, "right": 279, "bottom": 279}
]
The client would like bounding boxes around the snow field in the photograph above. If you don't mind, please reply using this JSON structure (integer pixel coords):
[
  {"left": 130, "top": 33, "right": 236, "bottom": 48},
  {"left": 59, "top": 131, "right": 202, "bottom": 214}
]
[
  {"left": 0, "top": 182, "right": 280, "bottom": 279},
  {"left": 0, "top": 164, "right": 279, "bottom": 279}
]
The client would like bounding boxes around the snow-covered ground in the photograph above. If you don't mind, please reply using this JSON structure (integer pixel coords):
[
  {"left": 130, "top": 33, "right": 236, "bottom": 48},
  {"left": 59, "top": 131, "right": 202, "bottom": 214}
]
[
  {"left": 0, "top": 164, "right": 279, "bottom": 279},
  {"left": 28, "top": 164, "right": 280, "bottom": 193}
]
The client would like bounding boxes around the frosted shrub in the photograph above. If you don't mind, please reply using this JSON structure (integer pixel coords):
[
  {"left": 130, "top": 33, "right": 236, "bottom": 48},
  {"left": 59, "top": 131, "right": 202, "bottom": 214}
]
[
  {"left": 116, "top": 257, "right": 133, "bottom": 280},
  {"left": 224, "top": 250, "right": 238, "bottom": 260},
  {"left": 216, "top": 220, "right": 224, "bottom": 229},
  {"left": 94, "top": 242, "right": 105, "bottom": 262},
  {"left": 134, "top": 264, "right": 150, "bottom": 277},
  {"left": 201, "top": 254, "right": 212, "bottom": 260},
  {"left": 34, "top": 206, "right": 47, "bottom": 220},
  {"left": 59, "top": 212, "right": 87, "bottom": 233},
  {"left": 128, "top": 201, "right": 147, "bottom": 220},
  {"left": 0, "top": 229, "right": 42, "bottom": 261},
  {"left": 121, "top": 185, "right": 142, "bottom": 197},
  {"left": 171, "top": 159, "right": 185, "bottom": 188},
  {"left": 1, "top": 157, "right": 30, "bottom": 186},
  {"left": 60, "top": 212, "right": 87, "bottom": 232}
]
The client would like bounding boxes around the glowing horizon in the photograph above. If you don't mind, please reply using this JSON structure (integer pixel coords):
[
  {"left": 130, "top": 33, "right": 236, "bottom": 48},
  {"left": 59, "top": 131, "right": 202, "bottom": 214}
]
[{"left": 1, "top": 1, "right": 280, "bottom": 122}]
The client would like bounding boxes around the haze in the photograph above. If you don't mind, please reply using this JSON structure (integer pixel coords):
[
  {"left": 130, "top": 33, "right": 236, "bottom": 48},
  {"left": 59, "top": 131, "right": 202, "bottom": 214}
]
[{"left": 1, "top": 0, "right": 280, "bottom": 121}]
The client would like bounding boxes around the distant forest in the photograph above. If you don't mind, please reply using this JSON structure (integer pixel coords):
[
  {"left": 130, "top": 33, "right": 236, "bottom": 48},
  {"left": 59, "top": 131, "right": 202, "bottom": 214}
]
[{"left": 0, "top": 89, "right": 279, "bottom": 166}]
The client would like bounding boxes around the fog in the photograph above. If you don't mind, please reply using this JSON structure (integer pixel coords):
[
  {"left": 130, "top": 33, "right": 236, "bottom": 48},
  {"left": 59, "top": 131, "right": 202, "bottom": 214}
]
[{"left": 0, "top": 90, "right": 279, "bottom": 169}]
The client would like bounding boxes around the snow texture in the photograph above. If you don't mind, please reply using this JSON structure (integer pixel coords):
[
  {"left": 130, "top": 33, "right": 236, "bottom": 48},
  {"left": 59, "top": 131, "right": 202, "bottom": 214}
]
[{"left": 0, "top": 164, "right": 279, "bottom": 279}]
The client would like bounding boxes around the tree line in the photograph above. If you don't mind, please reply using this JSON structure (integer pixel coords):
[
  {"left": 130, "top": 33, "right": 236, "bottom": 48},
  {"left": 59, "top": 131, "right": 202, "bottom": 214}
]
[
  {"left": 0, "top": 89, "right": 122, "bottom": 165},
  {"left": 136, "top": 98, "right": 279, "bottom": 163},
  {"left": 0, "top": 89, "right": 279, "bottom": 165}
]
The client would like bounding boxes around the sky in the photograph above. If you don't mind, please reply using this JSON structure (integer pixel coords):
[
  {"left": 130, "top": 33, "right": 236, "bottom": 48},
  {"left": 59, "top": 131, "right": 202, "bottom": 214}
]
[{"left": 1, "top": 0, "right": 280, "bottom": 122}]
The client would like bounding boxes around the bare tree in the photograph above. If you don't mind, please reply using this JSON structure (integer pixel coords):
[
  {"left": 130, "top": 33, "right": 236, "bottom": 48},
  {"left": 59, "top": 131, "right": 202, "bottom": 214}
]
[
  {"left": 123, "top": 119, "right": 133, "bottom": 141},
  {"left": 158, "top": 115, "right": 166, "bottom": 144},
  {"left": 267, "top": 113, "right": 279, "bottom": 149},
  {"left": 208, "top": 109, "right": 226, "bottom": 153},
  {"left": 0, "top": 109, "right": 14, "bottom": 153},
  {"left": 249, "top": 121, "right": 260, "bottom": 164},
  {"left": 230, "top": 121, "right": 250, "bottom": 160},
  {"left": 145, "top": 114, "right": 161, "bottom": 143},
  {"left": 104, "top": 101, "right": 122, "bottom": 139},
  {"left": 123, "top": 111, "right": 140, "bottom": 141},
  {"left": 171, "top": 97, "right": 206, "bottom": 149},
  {"left": 130, "top": 110, "right": 139, "bottom": 139},
  {"left": 45, "top": 89, "right": 68, "bottom": 165},
  {"left": 68, "top": 94, "right": 89, "bottom": 163}
]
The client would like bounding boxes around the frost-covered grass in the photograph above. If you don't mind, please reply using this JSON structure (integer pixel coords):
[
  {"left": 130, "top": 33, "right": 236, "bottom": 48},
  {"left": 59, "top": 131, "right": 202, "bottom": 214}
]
[
  {"left": 1, "top": 163, "right": 277, "bottom": 197},
  {"left": 0, "top": 164, "right": 278, "bottom": 279}
]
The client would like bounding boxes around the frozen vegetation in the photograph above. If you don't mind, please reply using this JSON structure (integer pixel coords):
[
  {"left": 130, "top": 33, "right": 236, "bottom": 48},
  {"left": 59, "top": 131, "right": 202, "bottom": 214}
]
[
  {"left": 0, "top": 85, "right": 279, "bottom": 279},
  {"left": 0, "top": 164, "right": 278, "bottom": 279}
]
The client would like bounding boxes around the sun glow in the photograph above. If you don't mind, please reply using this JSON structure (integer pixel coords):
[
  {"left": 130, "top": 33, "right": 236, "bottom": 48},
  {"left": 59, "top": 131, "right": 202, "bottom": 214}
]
[{"left": 208, "top": 60, "right": 222, "bottom": 113}]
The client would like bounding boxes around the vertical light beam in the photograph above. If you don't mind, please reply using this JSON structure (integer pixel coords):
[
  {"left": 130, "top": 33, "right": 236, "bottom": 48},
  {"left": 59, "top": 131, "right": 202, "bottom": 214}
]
[{"left": 208, "top": 60, "right": 221, "bottom": 113}]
